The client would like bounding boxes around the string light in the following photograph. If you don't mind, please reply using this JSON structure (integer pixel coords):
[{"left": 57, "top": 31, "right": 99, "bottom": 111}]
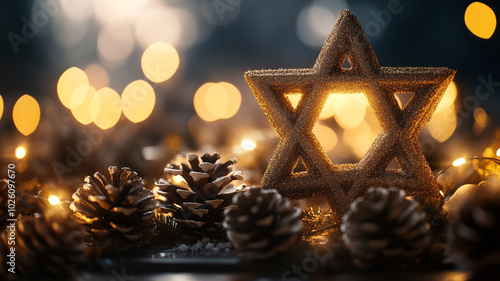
[
  {"left": 496, "top": 148, "right": 500, "bottom": 157},
  {"left": 15, "top": 146, "right": 26, "bottom": 159},
  {"left": 57, "top": 67, "right": 89, "bottom": 109},
  {"left": 48, "top": 195, "right": 61, "bottom": 206},
  {"left": 452, "top": 158, "right": 466, "bottom": 167},
  {"left": 241, "top": 140, "right": 256, "bottom": 151},
  {"left": 121, "top": 80, "right": 156, "bottom": 123},
  {"left": 141, "top": 42, "right": 179, "bottom": 83}
]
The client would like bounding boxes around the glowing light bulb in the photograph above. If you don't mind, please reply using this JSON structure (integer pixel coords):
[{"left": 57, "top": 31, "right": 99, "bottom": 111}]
[
  {"left": 241, "top": 140, "right": 256, "bottom": 151},
  {"left": 15, "top": 146, "right": 26, "bottom": 159},
  {"left": 452, "top": 158, "right": 466, "bottom": 167},
  {"left": 496, "top": 148, "right": 500, "bottom": 157},
  {"left": 48, "top": 195, "right": 61, "bottom": 206}
]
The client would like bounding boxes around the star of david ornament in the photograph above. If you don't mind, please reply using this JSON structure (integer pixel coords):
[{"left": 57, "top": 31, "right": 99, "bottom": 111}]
[{"left": 245, "top": 10, "right": 455, "bottom": 221}]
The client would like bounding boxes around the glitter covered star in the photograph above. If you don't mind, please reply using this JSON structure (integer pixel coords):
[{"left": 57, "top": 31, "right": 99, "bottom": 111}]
[{"left": 245, "top": 10, "right": 455, "bottom": 221}]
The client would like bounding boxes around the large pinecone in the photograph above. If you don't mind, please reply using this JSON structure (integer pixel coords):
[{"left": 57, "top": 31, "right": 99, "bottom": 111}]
[
  {"left": 156, "top": 152, "right": 245, "bottom": 234},
  {"left": 223, "top": 188, "right": 302, "bottom": 259},
  {"left": 0, "top": 179, "right": 8, "bottom": 231},
  {"left": 0, "top": 210, "right": 85, "bottom": 279},
  {"left": 341, "top": 187, "right": 430, "bottom": 269},
  {"left": 70, "top": 166, "right": 159, "bottom": 251},
  {"left": 448, "top": 181, "right": 500, "bottom": 274}
]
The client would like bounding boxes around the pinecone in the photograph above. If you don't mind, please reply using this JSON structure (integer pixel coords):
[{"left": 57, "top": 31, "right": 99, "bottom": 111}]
[
  {"left": 0, "top": 179, "right": 8, "bottom": 231},
  {"left": 70, "top": 166, "right": 159, "bottom": 251},
  {"left": 341, "top": 187, "right": 430, "bottom": 269},
  {"left": 223, "top": 188, "right": 303, "bottom": 259},
  {"left": 448, "top": 181, "right": 500, "bottom": 274},
  {"left": 155, "top": 152, "right": 245, "bottom": 234},
  {"left": 0, "top": 210, "right": 85, "bottom": 279}
]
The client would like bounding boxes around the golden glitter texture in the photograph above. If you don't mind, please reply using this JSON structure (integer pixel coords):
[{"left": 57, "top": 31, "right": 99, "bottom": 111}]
[{"left": 245, "top": 10, "right": 455, "bottom": 222}]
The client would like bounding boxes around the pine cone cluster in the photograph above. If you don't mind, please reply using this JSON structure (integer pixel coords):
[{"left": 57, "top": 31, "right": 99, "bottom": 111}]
[
  {"left": 341, "top": 187, "right": 430, "bottom": 269},
  {"left": 223, "top": 188, "right": 302, "bottom": 259},
  {"left": 156, "top": 152, "right": 245, "bottom": 234},
  {"left": 71, "top": 166, "right": 159, "bottom": 251},
  {"left": 0, "top": 210, "right": 85, "bottom": 278},
  {"left": 448, "top": 181, "right": 500, "bottom": 274}
]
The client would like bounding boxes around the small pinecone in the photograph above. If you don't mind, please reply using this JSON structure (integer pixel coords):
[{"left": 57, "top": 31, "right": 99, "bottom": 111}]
[
  {"left": 0, "top": 210, "right": 85, "bottom": 278},
  {"left": 448, "top": 181, "right": 500, "bottom": 273},
  {"left": 0, "top": 179, "right": 8, "bottom": 231},
  {"left": 70, "top": 166, "right": 159, "bottom": 251},
  {"left": 223, "top": 188, "right": 302, "bottom": 259},
  {"left": 341, "top": 187, "right": 430, "bottom": 269},
  {"left": 156, "top": 152, "right": 245, "bottom": 234}
]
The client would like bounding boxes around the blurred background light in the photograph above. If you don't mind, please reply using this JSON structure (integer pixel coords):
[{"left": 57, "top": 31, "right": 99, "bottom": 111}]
[
  {"left": 15, "top": 146, "right": 26, "bottom": 159},
  {"left": 286, "top": 93, "right": 302, "bottom": 110},
  {"left": 60, "top": 0, "right": 93, "bottom": 22},
  {"left": 426, "top": 82, "right": 458, "bottom": 142},
  {"left": 121, "top": 79, "right": 156, "bottom": 123},
  {"left": 0, "top": 95, "right": 3, "bottom": 121},
  {"left": 13, "top": 95, "right": 40, "bottom": 136},
  {"left": 193, "top": 82, "right": 241, "bottom": 122},
  {"left": 84, "top": 63, "right": 109, "bottom": 89},
  {"left": 97, "top": 24, "right": 134, "bottom": 67},
  {"left": 141, "top": 42, "right": 180, "bottom": 83},
  {"left": 93, "top": 0, "right": 148, "bottom": 25},
  {"left": 319, "top": 94, "right": 337, "bottom": 120},
  {"left": 90, "top": 87, "right": 122, "bottom": 129},
  {"left": 464, "top": 2, "right": 497, "bottom": 39},
  {"left": 312, "top": 123, "right": 338, "bottom": 152},
  {"left": 71, "top": 85, "right": 97, "bottom": 125},
  {"left": 52, "top": 17, "right": 90, "bottom": 48},
  {"left": 296, "top": 0, "right": 348, "bottom": 48},
  {"left": 57, "top": 67, "right": 89, "bottom": 109},
  {"left": 241, "top": 139, "right": 256, "bottom": 151},
  {"left": 334, "top": 94, "right": 367, "bottom": 129}
]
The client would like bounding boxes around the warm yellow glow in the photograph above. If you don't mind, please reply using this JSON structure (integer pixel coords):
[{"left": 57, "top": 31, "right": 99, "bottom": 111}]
[
  {"left": 48, "top": 195, "right": 61, "bottom": 206},
  {"left": 241, "top": 139, "right": 256, "bottom": 151},
  {"left": 122, "top": 80, "right": 156, "bottom": 123},
  {"left": 172, "top": 175, "right": 186, "bottom": 185},
  {"left": 194, "top": 82, "right": 242, "bottom": 122},
  {"left": 343, "top": 120, "right": 374, "bottom": 159},
  {"left": 428, "top": 112, "right": 457, "bottom": 143},
  {"left": 57, "top": 67, "right": 89, "bottom": 109},
  {"left": 427, "top": 82, "right": 458, "bottom": 142},
  {"left": 15, "top": 146, "right": 26, "bottom": 159},
  {"left": 71, "top": 85, "right": 97, "bottom": 125},
  {"left": 218, "top": 82, "right": 242, "bottom": 119},
  {"left": 453, "top": 158, "right": 467, "bottom": 167},
  {"left": 0, "top": 95, "right": 3, "bottom": 121},
  {"left": 497, "top": 148, "right": 500, "bottom": 157},
  {"left": 319, "top": 94, "right": 337, "bottom": 120},
  {"left": 474, "top": 107, "right": 488, "bottom": 126},
  {"left": 312, "top": 123, "right": 337, "bottom": 152},
  {"left": 436, "top": 82, "right": 457, "bottom": 112},
  {"left": 84, "top": 63, "right": 109, "bottom": 89},
  {"left": 141, "top": 42, "right": 180, "bottom": 83},
  {"left": 334, "top": 94, "right": 367, "bottom": 128},
  {"left": 286, "top": 93, "right": 302, "bottom": 110},
  {"left": 13, "top": 95, "right": 40, "bottom": 136},
  {"left": 465, "top": 2, "right": 497, "bottom": 39},
  {"left": 135, "top": 6, "right": 184, "bottom": 49},
  {"left": 90, "top": 87, "right": 122, "bottom": 130}
]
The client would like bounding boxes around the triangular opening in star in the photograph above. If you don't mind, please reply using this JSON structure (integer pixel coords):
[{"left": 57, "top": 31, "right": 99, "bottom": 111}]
[
  {"left": 395, "top": 92, "right": 413, "bottom": 110},
  {"left": 387, "top": 158, "right": 402, "bottom": 170},
  {"left": 342, "top": 57, "right": 352, "bottom": 69},
  {"left": 292, "top": 157, "right": 308, "bottom": 174},
  {"left": 285, "top": 92, "right": 303, "bottom": 111}
]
